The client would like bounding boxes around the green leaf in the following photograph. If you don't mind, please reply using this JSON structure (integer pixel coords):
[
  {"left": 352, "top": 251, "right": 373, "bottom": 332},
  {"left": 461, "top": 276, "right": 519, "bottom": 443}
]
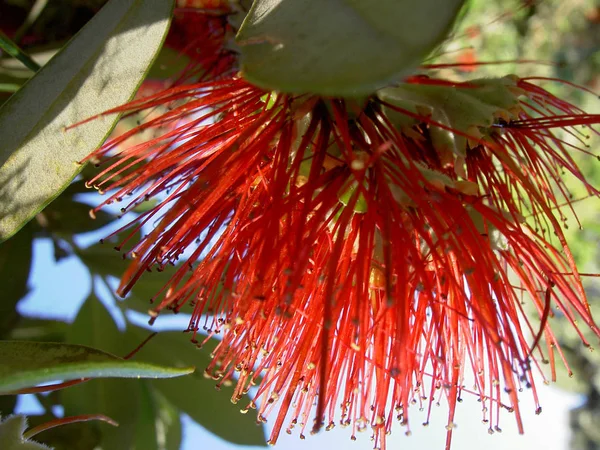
[
  {"left": 0, "top": 339, "right": 194, "bottom": 394},
  {"left": 0, "top": 0, "right": 174, "bottom": 242},
  {"left": 0, "top": 30, "right": 41, "bottom": 72},
  {"left": 236, "top": 0, "right": 466, "bottom": 96},
  {"left": 0, "top": 46, "right": 59, "bottom": 83},
  {"left": 129, "top": 328, "right": 267, "bottom": 446},
  {"left": 378, "top": 76, "right": 521, "bottom": 158},
  {"left": 0, "top": 415, "right": 49, "bottom": 450},
  {"left": 0, "top": 224, "right": 33, "bottom": 337}
]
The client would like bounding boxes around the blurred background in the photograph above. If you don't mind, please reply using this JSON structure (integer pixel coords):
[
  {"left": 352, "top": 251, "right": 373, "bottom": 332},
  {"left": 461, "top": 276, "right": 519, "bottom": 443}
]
[{"left": 0, "top": 0, "right": 599, "bottom": 449}]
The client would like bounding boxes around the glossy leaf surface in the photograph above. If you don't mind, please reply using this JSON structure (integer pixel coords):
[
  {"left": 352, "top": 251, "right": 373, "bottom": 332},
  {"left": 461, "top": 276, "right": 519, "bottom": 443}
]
[{"left": 0, "top": 0, "right": 173, "bottom": 241}]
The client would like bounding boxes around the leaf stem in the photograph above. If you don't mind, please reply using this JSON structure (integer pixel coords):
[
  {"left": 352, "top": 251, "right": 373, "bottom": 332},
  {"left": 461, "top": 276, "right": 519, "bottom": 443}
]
[
  {"left": 23, "top": 414, "right": 118, "bottom": 440},
  {"left": 9, "top": 378, "right": 90, "bottom": 396}
]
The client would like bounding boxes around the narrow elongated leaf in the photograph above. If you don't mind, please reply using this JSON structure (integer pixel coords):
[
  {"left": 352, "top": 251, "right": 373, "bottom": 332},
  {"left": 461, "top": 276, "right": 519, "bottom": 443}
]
[
  {"left": 0, "top": 0, "right": 174, "bottom": 242},
  {"left": 0, "top": 340, "right": 194, "bottom": 394},
  {"left": 0, "top": 31, "right": 41, "bottom": 72},
  {"left": 129, "top": 328, "right": 267, "bottom": 446},
  {"left": 0, "top": 47, "right": 59, "bottom": 82},
  {"left": 237, "top": 0, "right": 465, "bottom": 96}
]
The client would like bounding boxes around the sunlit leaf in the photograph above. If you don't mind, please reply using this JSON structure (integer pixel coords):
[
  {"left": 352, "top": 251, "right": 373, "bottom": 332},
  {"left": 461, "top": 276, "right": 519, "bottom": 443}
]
[
  {"left": 0, "top": 0, "right": 174, "bottom": 242},
  {"left": 237, "top": 0, "right": 466, "bottom": 96}
]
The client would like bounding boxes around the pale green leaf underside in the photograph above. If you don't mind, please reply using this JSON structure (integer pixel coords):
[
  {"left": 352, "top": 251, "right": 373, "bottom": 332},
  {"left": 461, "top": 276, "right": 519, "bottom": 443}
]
[
  {"left": 0, "top": 0, "right": 174, "bottom": 242},
  {"left": 0, "top": 415, "right": 49, "bottom": 450},
  {"left": 237, "top": 0, "right": 466, "bottom": 96},
  {"left": 0, "top": 341, "right": 194, "bottom": 394}
]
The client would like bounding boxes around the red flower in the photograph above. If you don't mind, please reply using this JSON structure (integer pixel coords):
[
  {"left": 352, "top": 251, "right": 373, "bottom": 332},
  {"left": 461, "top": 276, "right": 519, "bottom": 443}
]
[
  {"left": 165, "top": 3, "right": 236, "bottom": 83},
  {"left": 85, "top": 71, "right": 600, "bottom": 449}
]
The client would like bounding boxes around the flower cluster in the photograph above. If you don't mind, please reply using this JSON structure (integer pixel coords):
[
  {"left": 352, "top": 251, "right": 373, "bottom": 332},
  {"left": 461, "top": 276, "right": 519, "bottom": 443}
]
[
  {"left": 85, "top": 2, "right": 600, "bottom": 449},
  {"left": 166, "top": 1, "right": 238, "bottom": 82}
]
